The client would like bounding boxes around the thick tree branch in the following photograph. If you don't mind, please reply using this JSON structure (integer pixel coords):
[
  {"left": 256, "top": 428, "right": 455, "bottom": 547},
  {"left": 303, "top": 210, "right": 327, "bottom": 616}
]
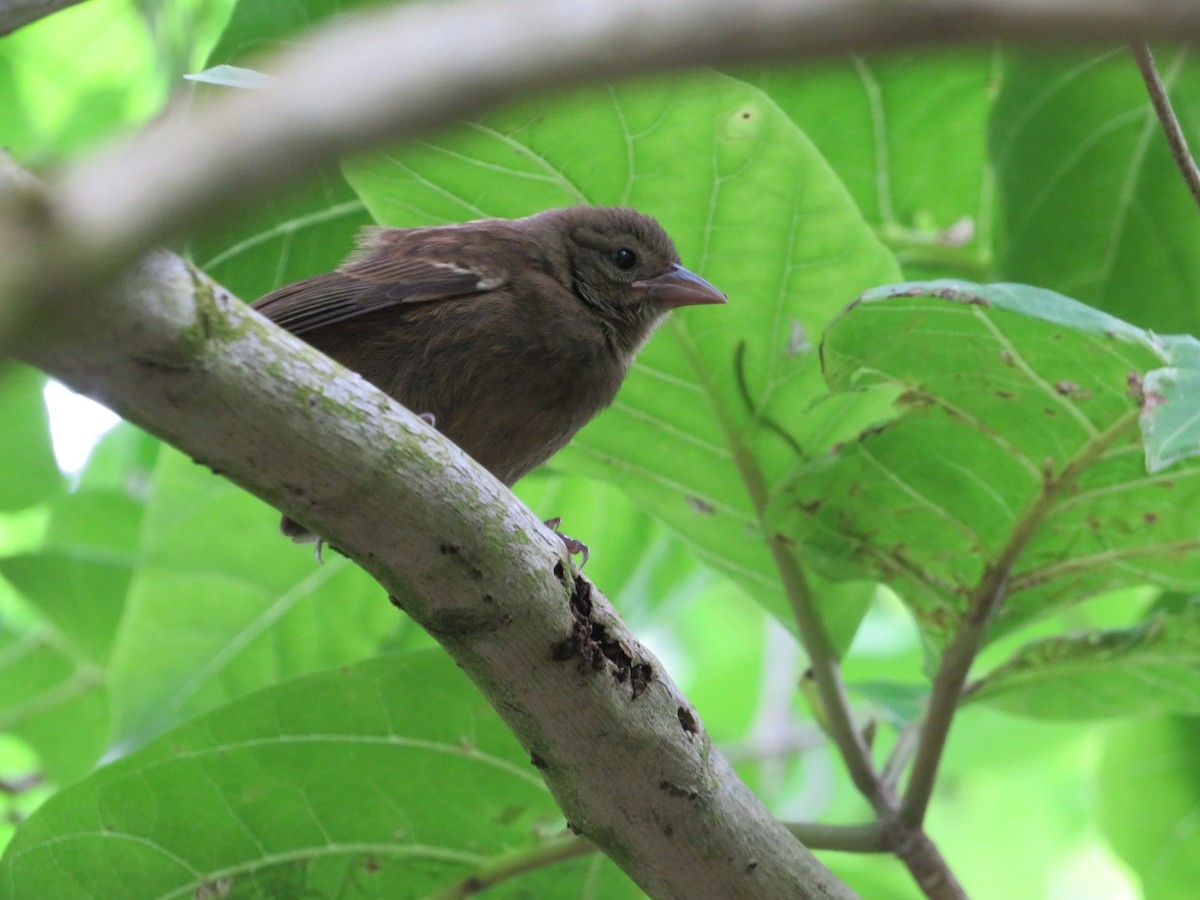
[
  {"left": 5, "top": 2, "right": 1197, "bottom": 895},
  {"left": 6, "top": 0, "right": 1200, "bottom": 325},
  {"left": 11, "top": 242, "right": 854, "bottom": 899},
  {"left": 0, "top": 0, "right": 86, "bottom": 34}
]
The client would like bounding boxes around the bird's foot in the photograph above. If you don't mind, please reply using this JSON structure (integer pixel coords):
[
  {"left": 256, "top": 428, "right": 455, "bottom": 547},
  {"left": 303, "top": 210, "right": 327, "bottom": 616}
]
[
  {"left": 544, "top": 517, "right": 589, "bottom": 569},
  {"left": 280, "top": 515, "right": 326, "bottom": 564}
]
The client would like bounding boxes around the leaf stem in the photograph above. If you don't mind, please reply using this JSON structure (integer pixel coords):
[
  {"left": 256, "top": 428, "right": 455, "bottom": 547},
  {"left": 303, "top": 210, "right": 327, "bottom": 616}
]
[
  {"left": 873, "top": 222, "right": 994, "bottom": 282},
  {"left": 900, "top": 409, "right": 1141, "bottom": 826},
  {"left": 1131, "top": 42, "right": 1200, "bottom": 214},
  {"left": 765, "top": 531, "right": 891, "bottom": 814},
  {"left": 686, "top": 328, "right": 967, "bottom": 897},
  {"left": 425, "top": 835, "right": 594, "bottom": 899}
]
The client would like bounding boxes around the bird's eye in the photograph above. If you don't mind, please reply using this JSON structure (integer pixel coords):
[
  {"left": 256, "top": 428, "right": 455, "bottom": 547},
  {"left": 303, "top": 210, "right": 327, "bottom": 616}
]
[{"left": 611, "top": 248, "right": 637, "bottom": 270}]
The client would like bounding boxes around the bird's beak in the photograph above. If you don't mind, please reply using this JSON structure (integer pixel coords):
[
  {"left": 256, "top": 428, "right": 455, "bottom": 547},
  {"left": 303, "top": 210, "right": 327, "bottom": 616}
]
[{"left": 634, "top": 264, "right": 727, "bottom": 309}]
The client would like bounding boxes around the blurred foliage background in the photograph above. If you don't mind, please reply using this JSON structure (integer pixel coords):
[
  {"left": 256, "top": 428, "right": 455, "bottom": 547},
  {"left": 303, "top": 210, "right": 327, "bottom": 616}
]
[{"left": 3, "top": 1, "right": 1200, "bottom": 898}]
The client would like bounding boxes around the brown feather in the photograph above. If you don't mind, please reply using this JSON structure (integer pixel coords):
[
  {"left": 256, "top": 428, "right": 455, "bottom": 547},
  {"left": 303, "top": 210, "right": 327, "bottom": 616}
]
[{"left": 251, "top": 206, "right": 724, "bottom": 506}]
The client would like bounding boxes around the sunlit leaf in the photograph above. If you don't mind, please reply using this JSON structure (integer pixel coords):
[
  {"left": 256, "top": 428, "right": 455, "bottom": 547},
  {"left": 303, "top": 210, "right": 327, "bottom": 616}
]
[
  {"left": 746, "top": 48, "right": 998, "bottom": 282},
  {"left": 0, "top": 366, "right": 60, "bottom": 512},
  {"left": 344, "top": 69, "right": 900, "bottom": 632},
  {"left": 107, "top": 448, "right": 399, "bottom": 746},
  {"left": 969, "top": 603, "right": 1200, "bottom": 718},
  {"left": 0, "top": 652, "right": 580, "bottom": 900},
  {"left": 991, "top": 47, "right": 1200, "bottom": 334},
  {"left": 1098, "top": 717, "right": 1200, "bottom": 900},
  {"left": 772, "top": 281, "right": 1200, "bottom": 644}
]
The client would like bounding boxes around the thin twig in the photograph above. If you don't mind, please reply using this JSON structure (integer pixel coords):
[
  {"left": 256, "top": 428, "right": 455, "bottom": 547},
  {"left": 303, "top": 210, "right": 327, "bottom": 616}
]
[
  {"left": 426, "top": 835, "right": 595, "bottom": 900},
  {"left": 900, "top": 410, "right": 1141, "bottom": 827},
  {"left": 784, "top": 821, "right": 888, "bottom": 853},
  {"left": 767, "top": 538, "right": 892, "bottom": 815},
  {"left": 1131, "top": 41, "right": 1200, "bottom": 212}
]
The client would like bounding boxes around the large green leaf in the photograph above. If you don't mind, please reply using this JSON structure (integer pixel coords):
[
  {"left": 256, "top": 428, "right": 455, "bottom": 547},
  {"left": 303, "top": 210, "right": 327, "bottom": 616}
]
[
  {"left": 969, "top": 602, "right": 1200, "bottom": 719},
  {"left": 746, "top": 49, "right": 998, "bottom": 281},
  {"left": 0, "top": 620, "right": 108, "bottom": 786},
  {"left": 1098, "top": 717, "right": 1200, "bottom": 900},
  {"left": 772, "top": 281, "right": 1200, "bottom": 645},
  {"left": 0, "top": 0, "right": 165, "bottom": 157},
  {"left": 0, "top": 420, "right": 162, "bottom": 782},
  {"left": 0, "top": 652, "right": 586, "bottom": 900},
  {"left": 189, "top": 0, "right": 378, "bottom": 301},
  {"left": 107, "top": 447, "right": 400, "bottom": 745},
  {"left": 0, "top": 366, "right": 60, "bottom": 512},
  {"left": 344, "top": 69, "right": 900, "bottom": 631},
  {"left": 991, "top": 47, "right": 1200, "bottom": 335},
  {"left": 0, "top": 490, "right": 142, "bottom": 782}
]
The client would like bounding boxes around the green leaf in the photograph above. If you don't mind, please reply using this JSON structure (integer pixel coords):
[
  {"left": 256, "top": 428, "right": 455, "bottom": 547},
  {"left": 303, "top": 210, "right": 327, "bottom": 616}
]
[
  {"left": 745, "top": 49, "right": 998, "bottom": 281},
  {"left": 344, "top": 69, "right": 900, "bottom": 632},
  {"left": 190, "top": 0, "right": 375, "bottom": 302},
  {"left": 76, "top": 421, "right": 160, "bottom": 496},
  {"left": 0, "top": 488, "right": 142, "bottom": 782},
  {"left": 0, "top": 366, "right": 61, "bottom": 512},
  {"left": 108, "top": 448, "right": 399, "bottom": 745},
  {"left": 0, "top": 652, "right": 567, "bottom": 900},
  {"left": 1098, "top": 717, "right": 1200, "bottom": 900},
  {"left": 991, "top": 47, "right": 1200, "bottom": 334},
  {"left": 1142, "top": 347, "right": 1200, "bottom": 473},
  {"left": 969, "top": 604, "right": 1200, "bottom": 719},
  {"left": 772, "top": 281, "right": 1200, "bottom": 644},
  {"left": 0, "top": 621, "right": 108, "bottom": 785},
  {"left": 0, "top": 0, "right": 166, "bottom": 156}
]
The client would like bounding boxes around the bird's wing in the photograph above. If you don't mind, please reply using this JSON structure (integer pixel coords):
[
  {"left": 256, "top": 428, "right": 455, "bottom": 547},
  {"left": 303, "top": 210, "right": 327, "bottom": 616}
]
[{"left": 251, "top": 223, "right": 520, "bottom": 336}]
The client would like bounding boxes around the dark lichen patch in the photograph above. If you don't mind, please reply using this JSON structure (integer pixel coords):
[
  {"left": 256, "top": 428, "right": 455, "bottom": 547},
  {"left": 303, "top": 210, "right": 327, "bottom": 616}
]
[
  {"left": 677, "top": 706, "right": 700, "bottom": 737},
  {"left": 659, "top": 780, "right": 700, "bottom": 801},
  {"left": 551, "top": 575, "right": 654, "bottom": 698},
  {"left": 631, "top": 663, "right": 652, "bottom": 699}
]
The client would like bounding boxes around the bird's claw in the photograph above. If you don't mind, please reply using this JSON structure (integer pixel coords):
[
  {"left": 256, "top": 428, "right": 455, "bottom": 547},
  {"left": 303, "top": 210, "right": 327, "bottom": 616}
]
[{"left": 544, "top": 517, "right": 589, "bottom": 569}]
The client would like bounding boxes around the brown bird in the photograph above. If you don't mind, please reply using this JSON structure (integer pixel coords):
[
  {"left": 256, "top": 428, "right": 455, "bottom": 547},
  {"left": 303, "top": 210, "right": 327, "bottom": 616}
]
[{"left": 252, "top": 206, "right": 726, "bottom": 555}]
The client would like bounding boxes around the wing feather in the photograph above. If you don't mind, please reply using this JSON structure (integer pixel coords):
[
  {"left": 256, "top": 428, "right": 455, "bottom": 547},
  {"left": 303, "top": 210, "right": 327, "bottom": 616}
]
[{"left": 251, "top": 221, "right": 523, "bottom": 336}]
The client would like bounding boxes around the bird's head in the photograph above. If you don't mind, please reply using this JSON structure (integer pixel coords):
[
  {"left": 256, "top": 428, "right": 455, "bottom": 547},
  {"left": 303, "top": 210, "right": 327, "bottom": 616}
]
[{"left": 524, "top": 206, "right": 726, "bottom": 356}]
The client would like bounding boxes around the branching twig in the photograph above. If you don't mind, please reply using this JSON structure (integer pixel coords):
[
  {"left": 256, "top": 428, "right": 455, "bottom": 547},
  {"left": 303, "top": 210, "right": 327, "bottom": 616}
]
[
  {"left": 1131, "top": 41, "right": 1200, "bottom": 213},
  {"left": 3, "top": 2, "right": 1196, "bottom": 897},
  {"left": 900, "top": 410, "right": 1142, "bottom": 827}
]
